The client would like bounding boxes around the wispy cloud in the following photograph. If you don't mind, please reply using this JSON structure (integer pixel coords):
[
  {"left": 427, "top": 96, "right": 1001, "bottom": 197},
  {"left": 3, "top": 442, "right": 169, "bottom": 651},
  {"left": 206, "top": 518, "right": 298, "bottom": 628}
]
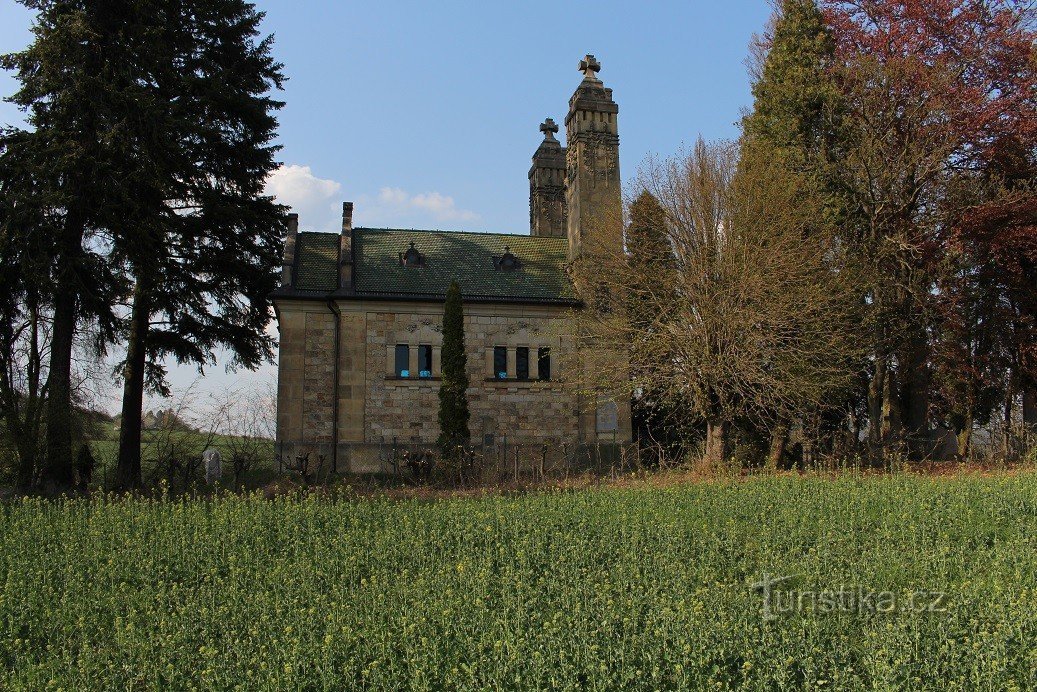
[
  {"left": 266, "top": 164, "right": 482, "bottom": 231},
  {"left": 362, "top": 187, "right": 481, "bottom": 226}
]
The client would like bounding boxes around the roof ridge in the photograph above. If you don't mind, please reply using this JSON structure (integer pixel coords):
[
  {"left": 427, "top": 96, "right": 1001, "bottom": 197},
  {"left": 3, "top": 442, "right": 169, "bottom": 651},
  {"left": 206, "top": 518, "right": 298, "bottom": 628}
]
[
  {"left": 354, "top": 227, "right": 566, "bottom": 240},
  {"left": 299, "top": 228, "right": 570, "bottom": 243}
]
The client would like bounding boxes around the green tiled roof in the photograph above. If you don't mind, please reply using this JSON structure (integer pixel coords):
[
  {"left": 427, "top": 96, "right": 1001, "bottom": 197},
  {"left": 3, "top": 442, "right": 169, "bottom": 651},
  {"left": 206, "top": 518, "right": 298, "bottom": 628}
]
[
  {"left": 293, "top": 232, "right": 339, "bottom": 291},
  {"left": 291, "top": 228, "right": 577, "bottom": 302}
]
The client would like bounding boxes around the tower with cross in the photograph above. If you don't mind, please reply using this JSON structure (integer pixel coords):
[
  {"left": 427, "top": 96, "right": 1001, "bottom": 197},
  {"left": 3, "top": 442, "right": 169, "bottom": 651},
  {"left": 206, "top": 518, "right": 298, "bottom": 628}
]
[
  {"left": 529, "top": 118, "right": 568, "bottom": 237},
  {"left": 565, "top": 54, "right": 621, "bottom": 257},
  {"left": 579, "top": 54, "right": 601, "bottom": 81}
]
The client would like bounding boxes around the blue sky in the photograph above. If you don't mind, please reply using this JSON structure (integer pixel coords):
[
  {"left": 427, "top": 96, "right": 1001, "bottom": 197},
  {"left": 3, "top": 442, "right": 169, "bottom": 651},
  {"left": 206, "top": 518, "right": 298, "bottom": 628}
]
[{"left": 0, "top": 0, "right": 773, "bottom": 411}]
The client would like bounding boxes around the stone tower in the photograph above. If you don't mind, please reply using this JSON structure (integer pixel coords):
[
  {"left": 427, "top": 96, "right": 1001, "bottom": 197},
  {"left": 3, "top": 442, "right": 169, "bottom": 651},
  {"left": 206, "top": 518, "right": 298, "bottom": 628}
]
[
  {"left": 528, "top": 118, "right": 568, "bottom": 237},
  {"left": 565, "top": 54, "right": 621, "bottom": 257}
]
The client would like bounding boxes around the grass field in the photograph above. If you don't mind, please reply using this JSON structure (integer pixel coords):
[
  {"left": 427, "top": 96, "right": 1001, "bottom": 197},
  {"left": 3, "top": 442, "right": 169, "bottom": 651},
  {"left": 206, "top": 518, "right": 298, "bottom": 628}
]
[{"left": 1, "top": 473, "right": 1036, "bottom": 690}]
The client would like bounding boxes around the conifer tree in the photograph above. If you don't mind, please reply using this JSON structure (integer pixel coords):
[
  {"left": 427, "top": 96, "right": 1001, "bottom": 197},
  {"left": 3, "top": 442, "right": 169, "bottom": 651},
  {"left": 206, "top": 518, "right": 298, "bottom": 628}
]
[
  {"left": 742, "top": 0, "right": 840, "bottom": 174},
  {"left": 741, "top": 0, "right": 856, "bottom": 463},
  {"left": 626, "top": 191, "right": 671, "bottom": 272},
  {"left": 112, "top": 0, "right": 286, "bottom": 489},
  {"left": 437, "top": 281, "right": 470, "bottom": 455},
  {"left": 2, "top": 0, "right": 139, "bottom": 489},
  {"left": 625, "top": 191, "right": 682, "bottom": 450},
  {"left": 4, "top": 0, "right": 285, "bottom": 490}
]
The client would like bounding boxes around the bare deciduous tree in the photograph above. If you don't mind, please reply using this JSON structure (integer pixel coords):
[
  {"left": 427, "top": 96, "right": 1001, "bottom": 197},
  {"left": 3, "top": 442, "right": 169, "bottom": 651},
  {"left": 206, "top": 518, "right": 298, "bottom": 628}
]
[{"left": 573, "top": 138, "right": 866, "bottom": 467}]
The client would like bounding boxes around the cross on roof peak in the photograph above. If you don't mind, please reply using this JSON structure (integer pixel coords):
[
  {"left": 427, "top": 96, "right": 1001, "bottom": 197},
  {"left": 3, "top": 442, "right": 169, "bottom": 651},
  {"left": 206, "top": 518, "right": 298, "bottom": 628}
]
[
  {"left": 540, "top": 118, "right": 559, "bottom": 140},
  {"left": 579, "top": 54, "right": 601, "bottom": 80}
]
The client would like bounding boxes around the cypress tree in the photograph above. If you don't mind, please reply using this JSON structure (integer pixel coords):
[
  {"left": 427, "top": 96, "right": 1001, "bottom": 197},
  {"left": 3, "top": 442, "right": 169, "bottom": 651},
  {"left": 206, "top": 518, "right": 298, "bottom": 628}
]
[
  {"left": 437, "top": 281, "right": 470, "bottom": 455},
  {"left": 625, "top": 191, "right": 681, "bottom": 450},
  {"left": 741, "top": 0, "right": 840, "bottom": 173}
]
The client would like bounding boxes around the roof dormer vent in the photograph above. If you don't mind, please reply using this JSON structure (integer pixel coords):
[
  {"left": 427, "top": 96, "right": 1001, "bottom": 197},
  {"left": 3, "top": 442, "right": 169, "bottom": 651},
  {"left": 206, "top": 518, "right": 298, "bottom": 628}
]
[
  {"left": 400, "top": 241, "right": 425, "bottom": 268},
  {"left": 494, "top": 246, "right": 521, "bottom": 271}
]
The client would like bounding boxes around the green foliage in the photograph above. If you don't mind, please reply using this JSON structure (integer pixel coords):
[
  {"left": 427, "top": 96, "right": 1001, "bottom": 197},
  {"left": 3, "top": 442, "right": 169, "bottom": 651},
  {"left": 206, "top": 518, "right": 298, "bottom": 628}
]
[
  {"left": 2, "top": 0, "right": 287, "bottom": 488},
  {"left": 1, "top": 474, "right": 1036, "bottom": 688},
  {"left": 1, "top": 0, "right": 140, "bottom": 485},
  {"left": 742, "top": 0, "right": 839, "bottom": 168},
  {"left": 114, "top": 0, "right": 287, "bottom": 381},
  {"left": 625, "top": 191, "right": 689, "bottom": 450},
  {"left": 626, "top": 191, "right": 671, "bottom": 271},
  {"left": 437, "top": 281, "right": 470, "bottom": 453}
]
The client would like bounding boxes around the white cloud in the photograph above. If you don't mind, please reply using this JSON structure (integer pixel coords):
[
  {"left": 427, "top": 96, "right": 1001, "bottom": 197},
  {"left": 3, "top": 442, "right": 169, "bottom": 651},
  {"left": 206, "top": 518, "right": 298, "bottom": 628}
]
[
  {"left": 265, "top": 164, "right": 343, "bottom": 232},
  {"left": 377, "top": 187, "right": 409, "bottom": 207},
  {"left": 365, "top": 187, "right": 480, "bottom": 226},
  {"left": 265, "top": 164, "right": 481, "bottom": 231}
]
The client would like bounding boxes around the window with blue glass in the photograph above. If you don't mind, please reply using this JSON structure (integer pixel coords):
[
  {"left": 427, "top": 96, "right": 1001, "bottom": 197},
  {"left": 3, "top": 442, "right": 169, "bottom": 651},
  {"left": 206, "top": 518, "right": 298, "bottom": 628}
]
[
  {"left": 494, "top": 346, "right": 507, "bottom": 380},
  {"left": 394, "top": 344, "right": 410, "bottom": 378},
  {"left": 418, "top": 344, "right": 432, "bottom": 378},
  {"left": 516, "top": 347, "right": 530, "bottom": 380}
]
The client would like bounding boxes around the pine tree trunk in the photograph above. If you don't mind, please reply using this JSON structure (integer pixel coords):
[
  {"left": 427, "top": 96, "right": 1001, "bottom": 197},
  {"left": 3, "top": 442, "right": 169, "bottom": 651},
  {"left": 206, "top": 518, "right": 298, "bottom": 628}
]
[
  {"left": 43, "top": 211, "right": 90, "bottom": 491},
  {"left": 116, "top": 280, "right": 151, "bottom": 490},
  {"left": 42, "top": 223, "right": 82, "bottom": 492},
  {"left": 20, "top": 300, "right": 41, "bottom": 488},
  {"left": 704, "top": 417, "right": 730, "bottom": 469}
]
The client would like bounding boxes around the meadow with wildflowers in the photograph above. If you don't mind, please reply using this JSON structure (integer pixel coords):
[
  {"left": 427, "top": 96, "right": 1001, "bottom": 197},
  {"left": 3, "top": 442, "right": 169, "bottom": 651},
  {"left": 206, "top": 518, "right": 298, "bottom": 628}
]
[{"left": 1, "top": 473, "right": 1036, "bottom": 689}]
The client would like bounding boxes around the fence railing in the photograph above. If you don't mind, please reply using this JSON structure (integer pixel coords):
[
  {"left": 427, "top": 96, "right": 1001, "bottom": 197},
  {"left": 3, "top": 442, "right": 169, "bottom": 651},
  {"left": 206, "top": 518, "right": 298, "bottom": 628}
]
[{"left": 360, "top": 438, "right": 686, "bottom": 486}]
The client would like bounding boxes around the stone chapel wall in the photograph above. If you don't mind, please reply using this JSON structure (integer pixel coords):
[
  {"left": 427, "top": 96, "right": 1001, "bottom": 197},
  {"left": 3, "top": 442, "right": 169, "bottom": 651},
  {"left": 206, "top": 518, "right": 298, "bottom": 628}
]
[{"left": 361, "top": 307, "right": 581, "bottom": 447}]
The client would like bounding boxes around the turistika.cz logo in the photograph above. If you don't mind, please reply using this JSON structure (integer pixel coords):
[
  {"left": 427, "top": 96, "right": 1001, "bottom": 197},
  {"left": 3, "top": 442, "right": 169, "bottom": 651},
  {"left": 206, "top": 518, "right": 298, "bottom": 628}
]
[{"left": 751, "top": 573, "right": 950, "bottom": 622}]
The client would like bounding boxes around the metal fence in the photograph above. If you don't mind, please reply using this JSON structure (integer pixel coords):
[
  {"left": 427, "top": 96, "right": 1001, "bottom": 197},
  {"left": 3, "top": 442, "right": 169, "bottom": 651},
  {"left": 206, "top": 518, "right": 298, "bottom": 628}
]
[{"left": 351, "top": 438, "right": 682, "bottom": 486}]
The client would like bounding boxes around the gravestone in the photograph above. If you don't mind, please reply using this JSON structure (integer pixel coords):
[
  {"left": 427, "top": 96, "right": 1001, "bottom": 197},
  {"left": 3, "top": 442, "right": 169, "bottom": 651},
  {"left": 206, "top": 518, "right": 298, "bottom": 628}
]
[
  {"left": 596, "top": 401, "right": 618, "bottom": 433},
  {"left": 203, "top": 448, "right": 222, "bottom": 485}
]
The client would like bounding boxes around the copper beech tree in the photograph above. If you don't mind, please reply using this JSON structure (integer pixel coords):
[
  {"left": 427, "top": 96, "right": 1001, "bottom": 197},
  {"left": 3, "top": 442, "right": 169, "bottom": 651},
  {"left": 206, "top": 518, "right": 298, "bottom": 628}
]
[
  {"left": 572, "top": 139, "right": 865, "bottom": 467},
  {"left": 818, "top": 0, "right": 1037, "bottom": 457}
]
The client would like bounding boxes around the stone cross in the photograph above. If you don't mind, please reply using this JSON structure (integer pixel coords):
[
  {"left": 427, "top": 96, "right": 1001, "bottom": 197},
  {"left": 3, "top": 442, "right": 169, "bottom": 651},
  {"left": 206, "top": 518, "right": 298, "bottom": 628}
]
[
  {"left": 540, "top": 118, "right": 559, "bottom": 140},
  {"left": 579, "top": 54, "right": 601, "bottom": 80},
  {"left": 203, "top": 448, "right": 222, "bottom": 485}
]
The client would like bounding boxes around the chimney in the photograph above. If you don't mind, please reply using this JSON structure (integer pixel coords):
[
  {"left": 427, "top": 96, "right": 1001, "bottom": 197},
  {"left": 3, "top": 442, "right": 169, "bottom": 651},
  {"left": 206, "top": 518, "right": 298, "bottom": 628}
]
[
  {"left": 339, "top": 202, "right": 354, "bottom": 289},
  {"left": 281, "top": 212, "right": 299, "bottom": 286}
]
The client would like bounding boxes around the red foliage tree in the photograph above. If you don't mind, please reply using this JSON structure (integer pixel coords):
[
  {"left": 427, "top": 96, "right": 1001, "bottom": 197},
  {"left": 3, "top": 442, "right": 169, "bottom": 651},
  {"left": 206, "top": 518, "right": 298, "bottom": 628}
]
[{"left": 820, "top": 0, "right": 1037, "bottom": 452}]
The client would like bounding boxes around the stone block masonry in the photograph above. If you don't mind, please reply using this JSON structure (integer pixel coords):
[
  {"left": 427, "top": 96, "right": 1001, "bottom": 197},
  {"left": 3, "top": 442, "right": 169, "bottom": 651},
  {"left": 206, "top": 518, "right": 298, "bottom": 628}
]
[{"left": 363, "top": 306, "right": 580, "bottom": 446}]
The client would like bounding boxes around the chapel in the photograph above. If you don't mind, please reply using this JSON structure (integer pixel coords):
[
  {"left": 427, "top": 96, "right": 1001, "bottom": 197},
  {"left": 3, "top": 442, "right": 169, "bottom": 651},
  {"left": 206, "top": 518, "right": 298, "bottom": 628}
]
[{"left": 272, "top": 55, "right": 631, "bottom": 472}]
